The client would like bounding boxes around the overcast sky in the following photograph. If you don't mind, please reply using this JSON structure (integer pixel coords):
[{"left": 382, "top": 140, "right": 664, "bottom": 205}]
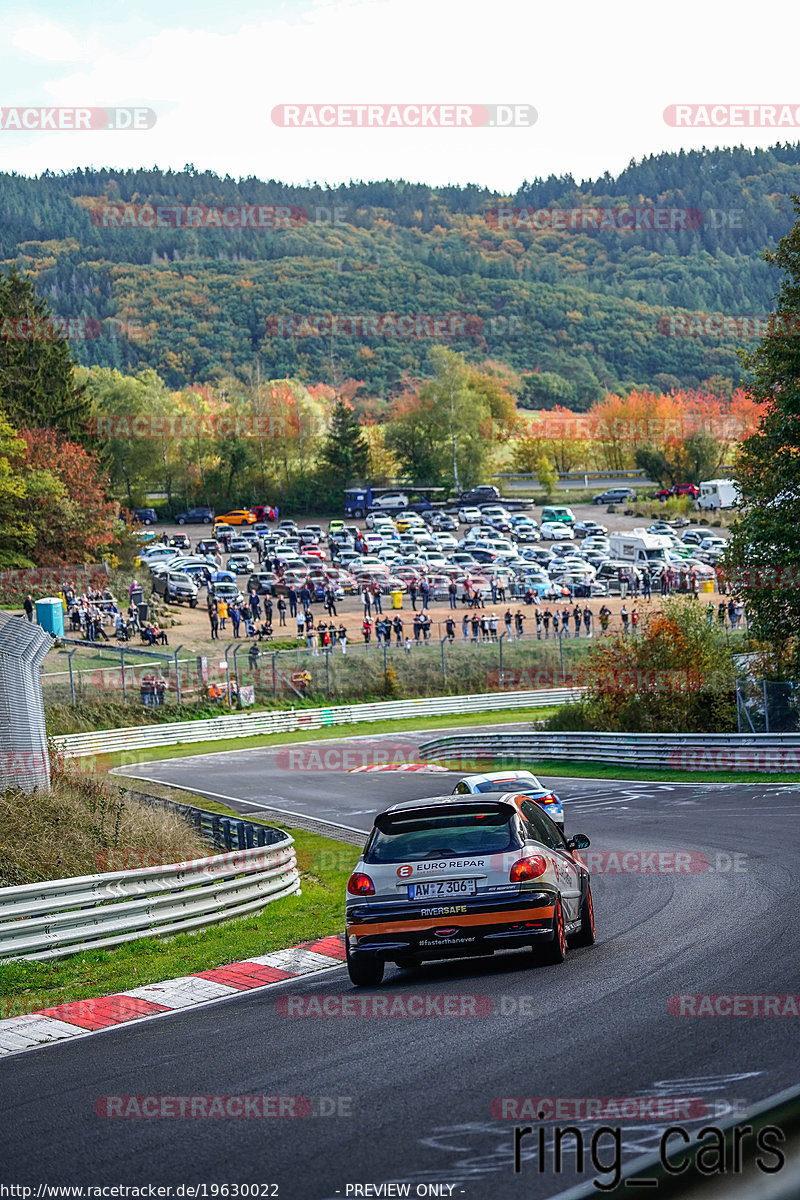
[{"left": 1, "top": 0, "right": 797, "bottom": 190}]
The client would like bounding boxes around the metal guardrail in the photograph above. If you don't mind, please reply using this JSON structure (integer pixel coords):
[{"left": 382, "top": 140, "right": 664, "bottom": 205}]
[
  {"left": 56, "top": 689, "right": 580, "bottom": 759},
  {"left": 418, "top": 731, "right": 800, "bottom": 773},
  {"left": 0, "top": 826, "right": 300, "bottom": 962}
]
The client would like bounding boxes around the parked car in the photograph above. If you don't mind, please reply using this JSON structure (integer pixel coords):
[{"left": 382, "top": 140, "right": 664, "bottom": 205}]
[
  {"left": 592, "top": 488, "right": 636, "bottom": 505},
  {"left": 655, "top": 484, "right": 700, "bottom": 501},
  {"left": 175, "top": 507, "right": 213, "bottom": 525},
  {"left": 169, "top": 533, "right": 192, "bottom": 549},
  {"left": 216, "top": 509, "right": 257, "bottom": 525},
  {"left": 540, "top": 521, "right": 575, "bottom": 541},
  {"left": 133, "top": 507, "right": 158, "bottom": 525},
  {"left": 458, "top": 484, "right": 502, "bottom": 505},
  {"left": 151, "top": 570, "right": 199, "bottom": 606},
  {"left": 207, "top": 580, "right": 243, "bottom": 605},
  {"left": 458, "top": 506, "right": 484, "bottom": 524},
  {"left": 227, "top": 555, "right": 254, "bottom": 575},
  {"left": 574, "top": 520, "right": 608, "bottom": 538}
]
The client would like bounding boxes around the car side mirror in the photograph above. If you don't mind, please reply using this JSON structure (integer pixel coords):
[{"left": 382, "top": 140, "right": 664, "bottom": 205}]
[{"left": 567, "top": 834, "right": 590, "bottom": 850}]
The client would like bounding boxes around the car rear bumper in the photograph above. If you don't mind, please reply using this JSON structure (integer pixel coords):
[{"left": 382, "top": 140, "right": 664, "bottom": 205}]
[{"left": 346, "top": 890, "right": 558, "bottom": 960}]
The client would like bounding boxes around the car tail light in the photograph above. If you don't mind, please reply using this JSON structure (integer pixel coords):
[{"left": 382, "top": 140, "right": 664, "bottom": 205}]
[
  {"left": 540, "top": 793, "right": 557, "bottom": 805},
  {"left": 347, "top": 872, "right": 375, "bottom": 896},
  {"left": 510, "top": 855, "right": 548, "bottom": 882}
]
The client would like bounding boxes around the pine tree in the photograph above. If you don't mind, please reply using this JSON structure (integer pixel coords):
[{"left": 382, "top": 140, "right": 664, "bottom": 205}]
[
  {"left": 318, "top": 399, "right": 370, "bottom": 485},
  {"left": 0, "top": 267, "right": 91, "bottom": 439},
  {"left": 726, "top": 196, "right": 800, "bottom": 673}
]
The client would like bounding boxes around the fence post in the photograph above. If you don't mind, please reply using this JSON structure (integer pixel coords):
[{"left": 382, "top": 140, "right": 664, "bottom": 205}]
[
  {"left": 67, "top": 647, "right": 78, "bottom": 705},
  {"left": 173, "top": 645, "right": 183, "bottom": 706},
  {"left": 232, "top": 643, "right": 242, "bottom": 690},
  {"left": 763, "top": 680, "right": 770, "bottom": 734},
  {"left": 272, "top": 650, "right": 279, "bottom": 696},
  {"left": 325, "top": 647, "right": 331, "bottom": 697},
  {"left": 121, "top": 649, "right": 126, "bottom": 701},
  {"left": 558, "top": 631, "right": 565, "bottom": 682},
  {"left": 499, "top": 630, "right": 507, "bottom": 674}
]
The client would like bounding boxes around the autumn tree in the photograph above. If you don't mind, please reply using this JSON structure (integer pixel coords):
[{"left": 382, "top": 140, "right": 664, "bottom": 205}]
[{"left": 21, "top": 430, "right": 118, "bottom": 565}]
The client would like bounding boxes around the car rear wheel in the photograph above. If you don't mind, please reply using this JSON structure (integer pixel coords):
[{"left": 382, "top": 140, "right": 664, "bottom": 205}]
[
  {"left": 536, "top": 894, "right": 567, "bottom": 965},
  {"left": 347, "top": 944, "right": 384, "bottom": 988},
  {"left": 177, "top": 517, "right": 186, "bottom": 525},
  {"left": 569, "top": 883, "right": 595, "bottom": 948}
]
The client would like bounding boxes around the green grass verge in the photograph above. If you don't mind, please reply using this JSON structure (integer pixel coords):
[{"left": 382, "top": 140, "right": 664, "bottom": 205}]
[
  {"left": 0, "top": 823, "right": 359, "bottom": 1015},
  {"left": 107, "top": 706, "right": 560, "bottom": 768},
  {"left": 438, "top": 757, "right": 800, "bottom": 783}
]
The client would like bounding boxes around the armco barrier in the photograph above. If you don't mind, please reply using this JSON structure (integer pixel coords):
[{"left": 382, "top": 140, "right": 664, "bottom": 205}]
[
  {"left": 417, "top": 730, "right": 800, "bottom": 773},
  {"left": 0, "top": 828, "right": 300, "bottom": 962},
  {"left": 56, "top": 689, "right": 580, "bottom": 760}
]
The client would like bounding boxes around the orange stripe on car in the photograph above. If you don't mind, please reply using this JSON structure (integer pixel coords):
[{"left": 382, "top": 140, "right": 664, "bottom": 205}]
[{"left": 347, "top": 906, "right": 555, "bottom": 937}]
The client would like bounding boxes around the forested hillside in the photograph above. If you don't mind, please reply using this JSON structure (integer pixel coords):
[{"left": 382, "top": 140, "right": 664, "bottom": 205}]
[{"left": 2, "top": 144, "right": 799, "bottom": 403}]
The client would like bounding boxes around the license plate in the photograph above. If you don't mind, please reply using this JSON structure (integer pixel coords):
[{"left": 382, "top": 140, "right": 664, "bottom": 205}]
[{"left": 408, "top": 879, "right": 477, "bottom": 900}]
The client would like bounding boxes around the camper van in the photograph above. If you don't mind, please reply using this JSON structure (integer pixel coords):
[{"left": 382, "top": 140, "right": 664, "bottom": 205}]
[
  {"left": 697, "top": 479, "right": 740, "bottom": 510},
  {"left": 608, "top": 530, "right": 673, "bottom": 569}
]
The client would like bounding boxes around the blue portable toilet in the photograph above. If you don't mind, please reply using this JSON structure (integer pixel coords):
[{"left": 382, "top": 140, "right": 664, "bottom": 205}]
[{"left": 35, "top": 597, "right": 65, "bottom": 638}]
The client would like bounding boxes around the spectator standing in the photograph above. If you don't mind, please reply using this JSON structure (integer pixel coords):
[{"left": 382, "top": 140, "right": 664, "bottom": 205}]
[
  {"left": 552, "top": 611, "right": 560, "bottom": 637},
  {"left": 706, "top": 601, "right": 715, "bottom": 626},
  {"left": 372, "top": 581, "right": 383, "bottom": 614},
  {"left": 535, "top": 609, "right": 543, "bottom": 639},
  {"left": 449, "top": 581, "right": 458, "bottom": 610},
  {"left": 631, "top": 608, "right": 639, "bottom": 635},
  {"left": 504, "top": 609, "right": 513, "bottom": 638},
  {"left": 218, "top": 598, "right": 228, "bottom": 630},
  {"left": 324, "top": 587, "right": 337, "bottom": 617},
  {"left": 296, "top": 609, "right": 306, "bottom": 639},
  {"left": 362, "top": 587, "right": 372, "bottom": 617},
  {"left": 409, "top": 583, "right": 418, "bottom": 611},
  {"left": 489, "top": 613, "right": 498, "bottom": 641},
  {"left": 620, "top": 604, "right": 629, "bottom": 636},
  {"left": 470, "top": 614, "right": 480, "bottom": 643},
  {"left": 230, "top": 604, "right": 241, "bottom": 638},
  {"left": 515, "top": 610, "right": 525, "bottom": 639},
  {"left": 420, "top": 579, "right": 430, "bottom": 609},
  {"left": 362, "top": 617, "right": 372, "bottom": 644},
  {"left": 23, "top": 595, "right": 33, "bottom": 621},
  {"left": 288, "top": 585, "right": 298, "bottom": 618},
  {"left": 277, "top": 595, "right": 287, "bottom": 626},
  {"left": 300, "top": 584, "right": 311, "bottom": 611},
  {"left": 583, "top": 605, "right": 593, "bottom": 637},
  {"left": 561, "top": 609, "right": 571, "bottom": 638},
  {"left": 445, "top": 616, "right": 456, "bottom": 643},
  {"left": 542, "top": 609, "right": 552, "bottom": 638},
  {"left": 393, "top": 615, "right": 404, "bottom": 644},
  {"left": 209, "top": 603, "right": 220, "bottom": 641},
  {"left": 642, "top": 569, "right": 651, "bottom": 601},
  {"left": 462, "top": 613, "right": 470, "bottom": 642},
  {"left": 338, "top": 624, "right": 348, "bottom": 653}
]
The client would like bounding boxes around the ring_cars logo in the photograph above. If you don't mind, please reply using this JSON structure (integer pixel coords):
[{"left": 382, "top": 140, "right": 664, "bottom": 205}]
[{"left": 397, "top": 865, "right": 413, "bottom": 878}]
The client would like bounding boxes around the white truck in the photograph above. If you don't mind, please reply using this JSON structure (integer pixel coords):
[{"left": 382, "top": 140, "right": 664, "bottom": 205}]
[
  {"left": 697, "top": 479, "right": 740, "bottom": 510},
  {"left": 608, "top": 530, "right": 673, "bottom": 569}
]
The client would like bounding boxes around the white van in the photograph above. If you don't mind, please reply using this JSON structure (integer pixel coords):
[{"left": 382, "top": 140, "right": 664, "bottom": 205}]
[
  {"left": 697, "top": 479, "right": 740, "bottom": 510},
  {"left": 608, "top": 531, "right": 673, "bottom": 569}
]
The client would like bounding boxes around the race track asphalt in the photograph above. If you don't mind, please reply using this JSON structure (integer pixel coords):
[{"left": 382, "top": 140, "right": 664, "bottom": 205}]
[{"left": 2, "top": 729, "right": 799, "bottom": 1199}]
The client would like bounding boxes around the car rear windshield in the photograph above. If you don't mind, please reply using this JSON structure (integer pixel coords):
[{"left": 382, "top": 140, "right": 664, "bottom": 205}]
[
  {"left": 365, "top": 807, "right": 519, "bottom": 863},
  {"left": 474, "top": 780, "right": 534, "bottom": 793}
]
